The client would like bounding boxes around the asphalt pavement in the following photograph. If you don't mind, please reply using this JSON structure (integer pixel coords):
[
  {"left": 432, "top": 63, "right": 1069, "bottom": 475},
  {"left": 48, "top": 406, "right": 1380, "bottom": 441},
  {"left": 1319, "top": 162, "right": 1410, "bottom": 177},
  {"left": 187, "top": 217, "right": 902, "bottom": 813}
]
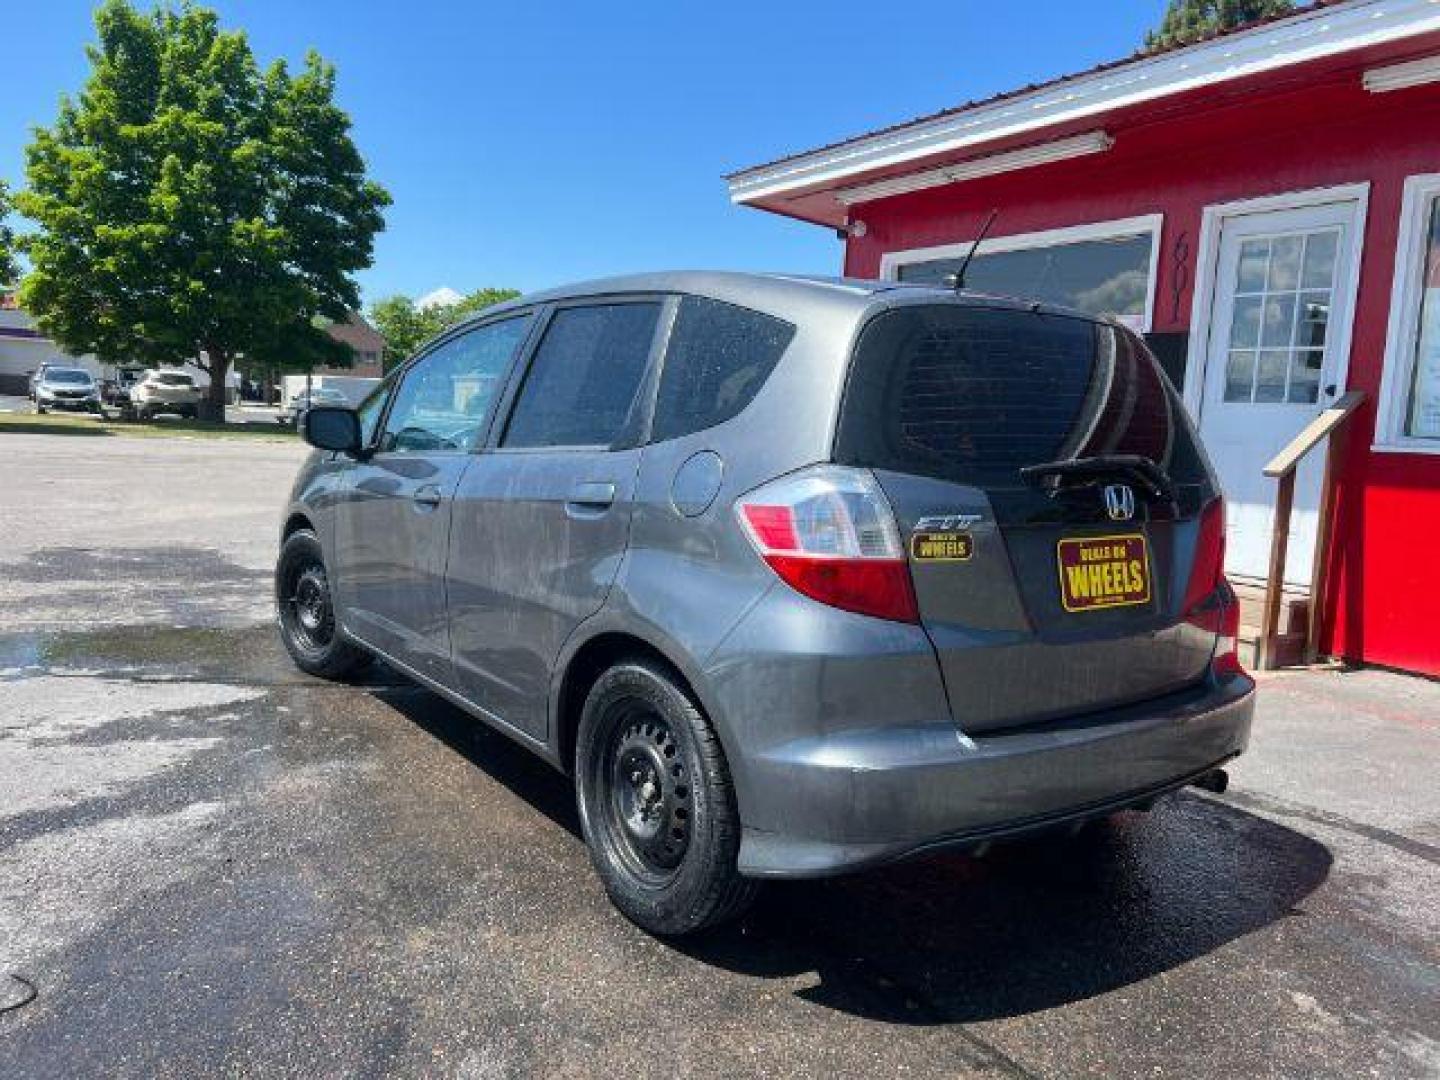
[{"left": 0, "top": 431, "right": 1436, "bottom": 1078}]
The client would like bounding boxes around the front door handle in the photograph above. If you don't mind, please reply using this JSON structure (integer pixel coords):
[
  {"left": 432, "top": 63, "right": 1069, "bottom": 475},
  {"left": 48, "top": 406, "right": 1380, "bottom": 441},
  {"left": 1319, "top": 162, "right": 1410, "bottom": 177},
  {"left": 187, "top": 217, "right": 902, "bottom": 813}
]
[
  {"left": 566, "top": 481, "right": 616, "bottom": 510},
  {"left": 412, "top": 484, "right": 444, "bottom": 510}
]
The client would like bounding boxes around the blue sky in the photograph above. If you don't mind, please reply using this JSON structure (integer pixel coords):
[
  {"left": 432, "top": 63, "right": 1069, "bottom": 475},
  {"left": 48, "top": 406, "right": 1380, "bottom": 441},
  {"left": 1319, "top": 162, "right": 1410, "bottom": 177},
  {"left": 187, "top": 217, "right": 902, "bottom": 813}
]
[{"left": 1, "top": 1, "right": 1166, "bottom": 305}]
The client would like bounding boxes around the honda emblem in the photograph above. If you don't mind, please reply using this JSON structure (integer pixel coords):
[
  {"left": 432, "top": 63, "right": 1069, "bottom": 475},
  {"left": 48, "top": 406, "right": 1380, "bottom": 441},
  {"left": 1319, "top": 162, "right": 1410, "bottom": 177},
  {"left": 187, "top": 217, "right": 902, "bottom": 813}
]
[{"left": 1103, "top": 484, "right": 1136, "bottom": 522}]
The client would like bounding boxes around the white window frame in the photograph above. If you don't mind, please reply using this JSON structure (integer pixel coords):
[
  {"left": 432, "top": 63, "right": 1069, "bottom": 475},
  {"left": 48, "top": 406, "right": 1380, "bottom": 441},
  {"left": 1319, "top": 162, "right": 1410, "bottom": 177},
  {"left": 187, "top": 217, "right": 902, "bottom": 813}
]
[
  {"left": 1182, "top": 183, "right": 1369, "bottom": 421},
  {"left": 877, "top": 214, "right": 1164, "bottom": 333},
  {"left": 1375, "top": 172, "right": 1440, "bottom": 455}
]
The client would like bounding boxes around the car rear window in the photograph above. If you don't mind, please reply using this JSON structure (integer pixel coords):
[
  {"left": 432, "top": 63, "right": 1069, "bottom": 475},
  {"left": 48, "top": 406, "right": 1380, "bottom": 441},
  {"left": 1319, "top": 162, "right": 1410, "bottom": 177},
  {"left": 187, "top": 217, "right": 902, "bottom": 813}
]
[
  {"left": 651, "top": 296, "right": 795, "bottom": 442},
  {"left": 155, "top": 373, "right": 193, "bottom": 386},
  {"left": 833, "top": 304, "right": 1208, "bottom": 488}
]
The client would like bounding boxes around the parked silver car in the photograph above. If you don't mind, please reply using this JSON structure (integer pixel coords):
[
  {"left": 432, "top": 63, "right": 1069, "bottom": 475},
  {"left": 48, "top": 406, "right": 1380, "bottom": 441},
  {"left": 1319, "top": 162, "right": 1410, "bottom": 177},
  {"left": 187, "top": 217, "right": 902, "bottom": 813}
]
[
  {"left": 32, "top": 366, "right": 101, "bottom": 414},
  {"left": 278, "top": 385, "right": 350, "bottom": 427},
  {"left": 276, "top": 273, "right": 1254, "bottom": 935}
]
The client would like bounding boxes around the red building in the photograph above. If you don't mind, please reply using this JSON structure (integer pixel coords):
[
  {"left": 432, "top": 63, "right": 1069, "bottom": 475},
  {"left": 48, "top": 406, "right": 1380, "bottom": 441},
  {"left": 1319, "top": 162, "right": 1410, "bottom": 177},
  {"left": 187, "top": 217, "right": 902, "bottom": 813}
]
[{"left": 729, "top": 0, "right": 1440, "bottom": 677}]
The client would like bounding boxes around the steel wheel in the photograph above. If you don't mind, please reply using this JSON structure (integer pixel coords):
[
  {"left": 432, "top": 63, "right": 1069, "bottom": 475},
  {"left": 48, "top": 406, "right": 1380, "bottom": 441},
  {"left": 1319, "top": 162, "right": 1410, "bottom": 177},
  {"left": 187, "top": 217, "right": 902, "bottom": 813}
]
[
  {"left": 274, "top": 529, "right": 369, "bottom": 681},
  {"left": 281, "top": 558, "right": 335, "bottom": 652},
  {"left": 602, "top": 704, "right": 693, "bottom": 883}
]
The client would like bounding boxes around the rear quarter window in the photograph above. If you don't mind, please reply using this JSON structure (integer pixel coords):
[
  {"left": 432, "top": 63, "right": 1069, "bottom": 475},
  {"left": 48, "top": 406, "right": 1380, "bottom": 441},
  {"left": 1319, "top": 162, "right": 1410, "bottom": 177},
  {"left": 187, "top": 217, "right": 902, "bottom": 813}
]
[
  {"left": 650, "top": 296, "right": 795, "bottom": 442},
  {"left": 834, "top": 304, "right": 1208, "bottom": 489}
]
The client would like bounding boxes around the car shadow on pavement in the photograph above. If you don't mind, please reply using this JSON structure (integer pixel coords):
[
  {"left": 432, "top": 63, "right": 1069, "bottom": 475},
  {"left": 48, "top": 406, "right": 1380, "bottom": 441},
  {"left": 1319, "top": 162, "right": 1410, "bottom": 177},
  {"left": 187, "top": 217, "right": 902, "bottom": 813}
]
[{"left": 376, "top": 686, "right": 1332, "bottom": 1026}]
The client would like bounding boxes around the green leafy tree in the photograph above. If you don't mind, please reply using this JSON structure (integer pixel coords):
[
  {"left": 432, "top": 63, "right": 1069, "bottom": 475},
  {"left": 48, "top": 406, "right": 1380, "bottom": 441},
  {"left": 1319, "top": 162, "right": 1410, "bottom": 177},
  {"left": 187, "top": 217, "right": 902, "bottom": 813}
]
[
  {"left": 1146, "top": 0, "right": 1295, "bottom": 51},
  {"left": 16, "top": 0, "right": 390, "bottom": 418},
  {"left": 0, "top": 180, "right": 17, "bottom": 286},
  {"left": 370, "top": 287, "right": 520, "bottom": 370}
]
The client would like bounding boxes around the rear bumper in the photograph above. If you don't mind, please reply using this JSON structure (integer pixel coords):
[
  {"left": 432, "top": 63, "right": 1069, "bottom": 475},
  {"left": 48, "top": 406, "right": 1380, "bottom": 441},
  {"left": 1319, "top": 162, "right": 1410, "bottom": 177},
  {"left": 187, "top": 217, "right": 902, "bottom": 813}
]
[{"left": 735, "top": 672, "right": 1254, "bottom": 878}]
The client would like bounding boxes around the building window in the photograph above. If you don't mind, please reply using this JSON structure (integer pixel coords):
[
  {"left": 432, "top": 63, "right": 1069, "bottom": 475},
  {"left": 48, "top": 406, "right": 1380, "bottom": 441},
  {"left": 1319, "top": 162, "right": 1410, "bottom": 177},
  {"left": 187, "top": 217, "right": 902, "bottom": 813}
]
[
  {"left": 881, "top": 215, "right": 1162, "bottom": 332},
  {"left": 1377, "top": 174, "right": 1440, "bottom": 453}
]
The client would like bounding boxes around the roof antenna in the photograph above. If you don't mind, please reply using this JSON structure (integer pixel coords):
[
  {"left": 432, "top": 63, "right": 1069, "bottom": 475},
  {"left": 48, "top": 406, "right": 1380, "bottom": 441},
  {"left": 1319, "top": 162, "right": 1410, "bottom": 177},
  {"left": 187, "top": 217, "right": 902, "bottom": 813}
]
[{"left": 946, "top": 209, "right": 999, "bottom": 292}]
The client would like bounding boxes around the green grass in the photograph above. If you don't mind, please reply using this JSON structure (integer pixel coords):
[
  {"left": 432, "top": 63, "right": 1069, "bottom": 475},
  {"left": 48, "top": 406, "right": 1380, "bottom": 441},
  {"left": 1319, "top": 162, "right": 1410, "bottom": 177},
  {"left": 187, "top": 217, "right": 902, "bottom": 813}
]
[{"left": 0, "top": 409, "right": 298, "bottom": 441}]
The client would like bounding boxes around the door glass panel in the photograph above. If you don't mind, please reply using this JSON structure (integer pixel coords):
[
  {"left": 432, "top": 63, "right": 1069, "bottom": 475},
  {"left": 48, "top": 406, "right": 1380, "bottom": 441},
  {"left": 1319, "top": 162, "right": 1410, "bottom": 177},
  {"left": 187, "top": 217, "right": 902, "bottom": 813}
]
[
  {"left": 1219, "top": 226, "right": 1341, "bottom": 406},
  {"left": 1288, "top": 350, "right": 1323, "bottom": 403},
  {"left": 1225, "top": 350, "right": 1256, "bottom": 402},
  {"left": 1297, "top": 292, "right": 1330, "bottom": 349},
  {"left": 1237, "top": 240, "right": 1269, "bottom": 292},
  {"left": 1255, "top": 350, "right": 1288, "bottom": 402},
  {"left": 380, "top": 315, "right": 532, "bottom": 454},
  {"left": 502, "top": 303, "right": 661, "bottom": 448},
  {"left": 1229, "top": 297, "right": 1262, "bottom": 347},
  {"left": 1301, "top": 231, "right": 1338, "bottom": 289},
  {"left": 1267, "top": 236, "right": 1303, "bottom": 291},
  {"left": 1261, "top": 295, "right": 1297, "bottom": 347}
]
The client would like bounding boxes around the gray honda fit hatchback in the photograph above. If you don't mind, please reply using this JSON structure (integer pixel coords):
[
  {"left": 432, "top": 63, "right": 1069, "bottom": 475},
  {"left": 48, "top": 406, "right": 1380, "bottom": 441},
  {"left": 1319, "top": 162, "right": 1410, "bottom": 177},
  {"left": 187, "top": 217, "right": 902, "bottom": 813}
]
[{"left": 277, "top": 272, "right": 1254, "bottom": 935}]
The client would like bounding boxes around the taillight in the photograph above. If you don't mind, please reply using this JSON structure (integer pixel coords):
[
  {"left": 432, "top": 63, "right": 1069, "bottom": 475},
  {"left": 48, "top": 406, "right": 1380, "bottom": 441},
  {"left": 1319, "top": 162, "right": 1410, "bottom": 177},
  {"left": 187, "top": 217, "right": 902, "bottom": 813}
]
[
  {"left": 1183, "top": 498, "right": 1226, "bottom": 615},
  {"left": 1184, "top": 498, "right": 1244, "bottom": 675},
  {"left": 736, "top": 466, "right": 919, "bottom": 623},
  {"left": 1212, "top": 587, "right": 1244, "bottom": 675}
]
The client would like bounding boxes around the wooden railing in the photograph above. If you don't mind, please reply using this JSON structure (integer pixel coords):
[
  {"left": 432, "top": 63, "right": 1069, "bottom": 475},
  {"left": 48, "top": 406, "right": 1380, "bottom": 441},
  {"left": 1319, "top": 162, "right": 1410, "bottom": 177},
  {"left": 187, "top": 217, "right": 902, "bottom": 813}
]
[{"left": 1257, "top": 390, "right": 1366, "bottom": 670}]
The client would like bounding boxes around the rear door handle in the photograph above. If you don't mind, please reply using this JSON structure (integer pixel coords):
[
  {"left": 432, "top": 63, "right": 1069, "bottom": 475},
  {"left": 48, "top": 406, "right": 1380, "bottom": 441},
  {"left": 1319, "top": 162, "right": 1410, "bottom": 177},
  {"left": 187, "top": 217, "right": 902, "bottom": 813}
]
[
  {"left": 412, "top": 484, "right": 444, "bottom": 510},
  {"left": 566, "top": 481, "right": 616, "bottom": 511}
]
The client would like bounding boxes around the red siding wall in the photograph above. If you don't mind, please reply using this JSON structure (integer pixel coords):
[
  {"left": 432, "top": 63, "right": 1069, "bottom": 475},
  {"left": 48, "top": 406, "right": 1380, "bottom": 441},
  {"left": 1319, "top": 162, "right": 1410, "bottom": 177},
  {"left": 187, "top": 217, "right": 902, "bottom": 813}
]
[{"left": 842, "top": 73, "right": 1440, "bottom": 675}]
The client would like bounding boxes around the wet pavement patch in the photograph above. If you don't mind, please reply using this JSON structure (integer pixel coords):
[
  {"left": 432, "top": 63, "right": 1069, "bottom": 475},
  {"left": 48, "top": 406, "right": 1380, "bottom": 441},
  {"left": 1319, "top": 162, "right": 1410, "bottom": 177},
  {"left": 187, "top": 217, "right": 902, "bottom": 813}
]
[{"left": 0, "top": 623, "right": 1437, "bottom": 1077}]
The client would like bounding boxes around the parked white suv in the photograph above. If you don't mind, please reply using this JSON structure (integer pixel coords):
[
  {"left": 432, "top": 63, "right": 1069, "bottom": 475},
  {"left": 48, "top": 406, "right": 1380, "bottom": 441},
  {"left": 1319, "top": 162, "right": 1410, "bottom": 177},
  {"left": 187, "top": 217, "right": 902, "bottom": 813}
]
[{"left": 130, "top": 370, "right": 203, "bottom": 419}]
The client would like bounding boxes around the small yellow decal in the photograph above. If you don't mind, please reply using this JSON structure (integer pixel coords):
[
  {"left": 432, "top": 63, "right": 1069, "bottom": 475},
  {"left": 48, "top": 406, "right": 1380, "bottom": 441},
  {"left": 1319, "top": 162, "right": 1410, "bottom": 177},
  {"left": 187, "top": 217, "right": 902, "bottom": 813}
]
[{"left": 911, "top": 531, "right": 975, "bottom": 562}]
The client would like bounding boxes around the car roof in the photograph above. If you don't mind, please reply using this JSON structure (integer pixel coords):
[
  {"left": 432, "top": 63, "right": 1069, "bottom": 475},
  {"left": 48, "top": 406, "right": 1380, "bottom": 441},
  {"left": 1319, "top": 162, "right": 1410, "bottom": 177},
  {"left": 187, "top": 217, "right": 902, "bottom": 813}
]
[{"left": 459, "top": 270, "right": 1103, "bottom": 332}]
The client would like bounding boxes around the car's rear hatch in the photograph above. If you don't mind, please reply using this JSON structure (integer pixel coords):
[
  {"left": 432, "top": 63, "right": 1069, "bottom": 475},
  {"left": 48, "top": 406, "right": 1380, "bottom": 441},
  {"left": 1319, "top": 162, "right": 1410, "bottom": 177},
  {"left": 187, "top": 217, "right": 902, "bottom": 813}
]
[{"left": 834, "top": 301, "right": 1226, "bottom": 735}]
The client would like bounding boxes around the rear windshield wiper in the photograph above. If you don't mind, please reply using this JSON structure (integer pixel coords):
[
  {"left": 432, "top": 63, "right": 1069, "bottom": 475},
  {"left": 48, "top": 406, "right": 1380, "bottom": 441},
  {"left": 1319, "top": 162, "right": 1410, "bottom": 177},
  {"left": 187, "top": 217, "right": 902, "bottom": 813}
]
[{"left": 1018, "top": 454, "right": 1175, "bottom": 502}]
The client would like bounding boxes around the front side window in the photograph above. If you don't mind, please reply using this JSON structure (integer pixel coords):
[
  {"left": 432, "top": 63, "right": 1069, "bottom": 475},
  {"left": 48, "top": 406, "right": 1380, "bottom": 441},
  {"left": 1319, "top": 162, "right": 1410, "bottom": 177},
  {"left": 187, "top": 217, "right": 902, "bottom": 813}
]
[
  {"left": 356, "top": 374, "right": 395, "bottom": 446},
  {"left": 502, "top": 302, "right": 661, "bottom": 449},
  {"left": 894, "top": 223, "right": 1158, "bottom": 331},
  {"left": 379, "top": 315, "right": 533, "bottom": 454},
  {"left": 651, "top": 296, "right": 794, "bottom": 442}
]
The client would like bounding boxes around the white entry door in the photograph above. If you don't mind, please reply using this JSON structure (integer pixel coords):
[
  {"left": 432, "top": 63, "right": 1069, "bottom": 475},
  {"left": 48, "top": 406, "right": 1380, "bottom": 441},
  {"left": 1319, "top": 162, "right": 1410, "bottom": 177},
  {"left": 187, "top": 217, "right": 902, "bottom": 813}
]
[{"left": 1197, "top": 198, "right": 1363, "bottom": 584}]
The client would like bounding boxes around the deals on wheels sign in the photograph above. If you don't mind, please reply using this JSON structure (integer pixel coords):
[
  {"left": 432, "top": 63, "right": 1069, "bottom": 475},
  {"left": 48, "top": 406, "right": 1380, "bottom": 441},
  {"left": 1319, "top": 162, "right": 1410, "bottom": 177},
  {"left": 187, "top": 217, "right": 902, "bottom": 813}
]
[{"left": 1057, "top": 534, "right": 1152, "bottom": 613}]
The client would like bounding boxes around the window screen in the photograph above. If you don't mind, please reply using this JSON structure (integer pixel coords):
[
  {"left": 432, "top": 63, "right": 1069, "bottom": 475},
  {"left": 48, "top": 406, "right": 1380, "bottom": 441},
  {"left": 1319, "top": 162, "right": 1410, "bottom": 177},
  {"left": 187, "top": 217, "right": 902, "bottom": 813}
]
[
  {"left": 835, "top": 305, "right": 1206, "bottom": 488},
  {"left": 651, "top": 296, "right": 795, "bottom": 441},
  {"left": 896, "top": 232, "right": 1155, "bottom": 329},
  {"left": 502, "top": 303, "right": 660, "bottom": 448}
]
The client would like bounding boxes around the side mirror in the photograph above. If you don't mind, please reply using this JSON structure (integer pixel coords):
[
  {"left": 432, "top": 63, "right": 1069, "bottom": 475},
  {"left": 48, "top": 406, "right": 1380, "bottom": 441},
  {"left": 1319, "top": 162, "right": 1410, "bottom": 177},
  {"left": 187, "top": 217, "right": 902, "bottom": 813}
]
[{"left": 301, "top": 406, "right": 363, "bottom": 455}]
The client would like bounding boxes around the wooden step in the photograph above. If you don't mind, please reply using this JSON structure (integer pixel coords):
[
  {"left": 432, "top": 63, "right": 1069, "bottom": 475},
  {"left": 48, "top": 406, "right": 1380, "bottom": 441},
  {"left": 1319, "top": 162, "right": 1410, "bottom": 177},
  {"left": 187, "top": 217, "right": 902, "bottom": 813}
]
[{"left": 1231, "top": 577, "right": 1310, "bottom": 669}]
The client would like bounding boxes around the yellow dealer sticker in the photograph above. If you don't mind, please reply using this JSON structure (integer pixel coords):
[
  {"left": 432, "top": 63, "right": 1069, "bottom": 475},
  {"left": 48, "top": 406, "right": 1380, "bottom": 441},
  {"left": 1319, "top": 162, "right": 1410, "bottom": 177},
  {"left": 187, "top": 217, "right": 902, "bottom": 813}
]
[
  {"left": 911, "top": 531, "right": 974, "bottom": 562},
  {"left": 1056, "top": 534, "right": 1151, "bottom": 612}
]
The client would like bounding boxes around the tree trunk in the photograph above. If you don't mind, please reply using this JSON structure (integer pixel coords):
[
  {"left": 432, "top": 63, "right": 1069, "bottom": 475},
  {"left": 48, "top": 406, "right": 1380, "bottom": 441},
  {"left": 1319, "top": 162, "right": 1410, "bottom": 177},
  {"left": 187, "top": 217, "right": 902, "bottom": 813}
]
[{"left": 201, "top": 349, "right": 230, "bottom": 422}]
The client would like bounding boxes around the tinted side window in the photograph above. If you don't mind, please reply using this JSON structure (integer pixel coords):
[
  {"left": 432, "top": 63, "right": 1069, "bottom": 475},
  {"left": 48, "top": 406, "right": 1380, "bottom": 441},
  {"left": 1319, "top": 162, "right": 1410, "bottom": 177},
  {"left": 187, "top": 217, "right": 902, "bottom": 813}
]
[
  {"left": 380, "top": 315, "right": 532, "bottom": 454},
  {"left": 501, "top": 303, "right": 661, "bottom": 448},
  {"left": 652, "top": 296, "right": 795, "bottom": 442}
]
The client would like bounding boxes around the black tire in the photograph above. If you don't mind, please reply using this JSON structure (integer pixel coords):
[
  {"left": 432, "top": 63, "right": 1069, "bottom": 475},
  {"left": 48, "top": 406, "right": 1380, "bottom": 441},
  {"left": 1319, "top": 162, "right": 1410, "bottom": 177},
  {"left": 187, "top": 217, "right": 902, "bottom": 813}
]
[
  {"left": 274, "top": 528, "right": 369, "bottom": 680},
  {"left": 576, "top": 660, "right": 758, "bottom": 936},
  {"left": 34, "top": 402, "right": 46, "bottom": 415}
]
